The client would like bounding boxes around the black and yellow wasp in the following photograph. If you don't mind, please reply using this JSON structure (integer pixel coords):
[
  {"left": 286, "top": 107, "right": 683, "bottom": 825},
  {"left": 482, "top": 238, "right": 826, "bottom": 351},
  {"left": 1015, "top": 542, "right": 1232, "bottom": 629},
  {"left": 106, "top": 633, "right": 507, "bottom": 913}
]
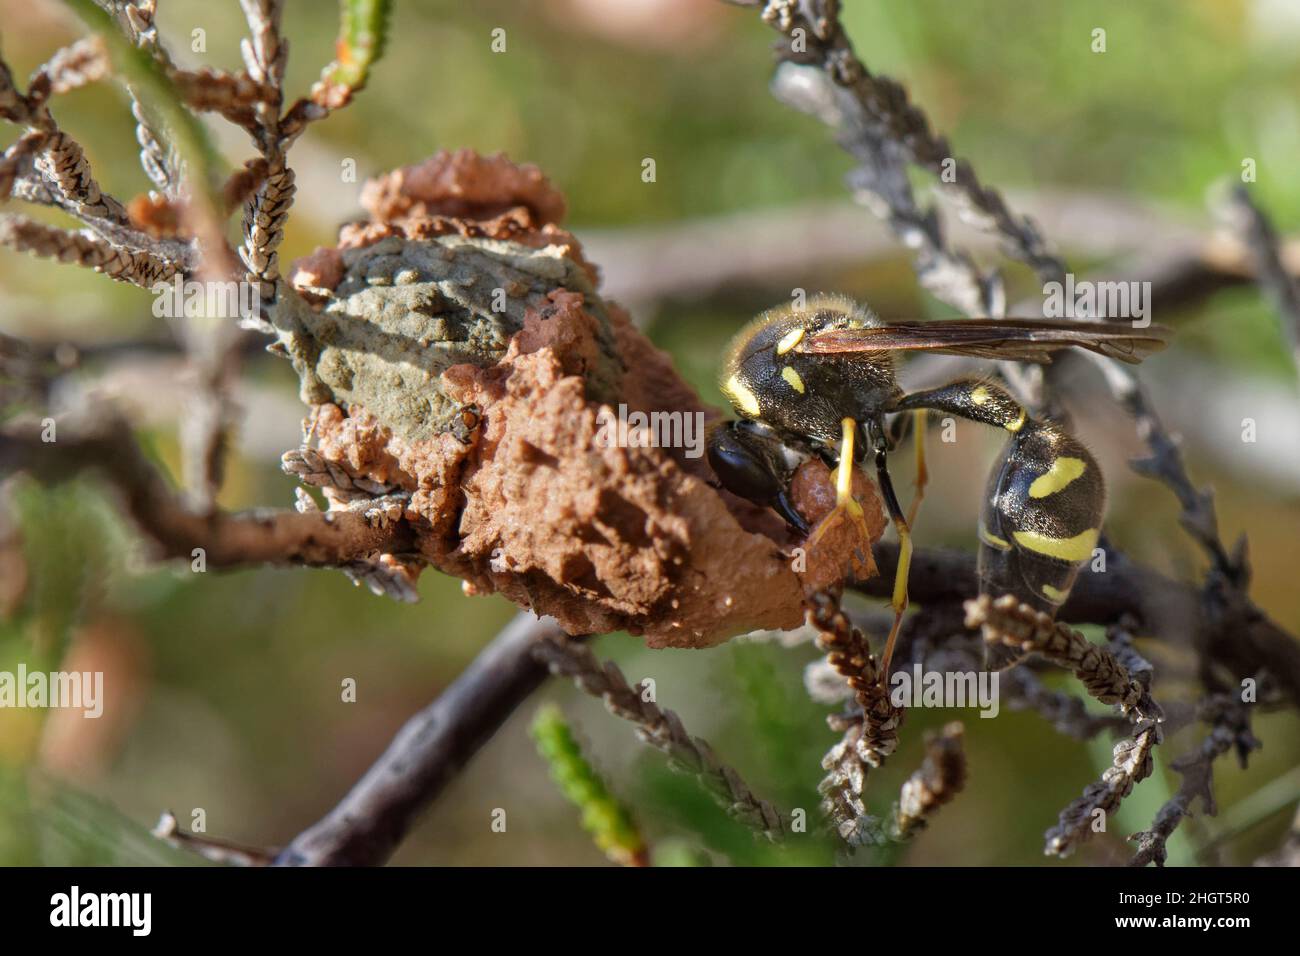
[{"left": 707, "top": 294, "right": 1169, "bottom": 676}]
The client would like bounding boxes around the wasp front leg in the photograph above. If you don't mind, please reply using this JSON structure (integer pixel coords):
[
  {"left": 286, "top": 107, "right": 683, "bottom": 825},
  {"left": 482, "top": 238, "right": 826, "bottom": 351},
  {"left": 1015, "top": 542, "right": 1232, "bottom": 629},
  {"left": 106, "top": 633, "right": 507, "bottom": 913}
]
[{"left": 806, "top": 416, "right": 875, "bottom": 552}]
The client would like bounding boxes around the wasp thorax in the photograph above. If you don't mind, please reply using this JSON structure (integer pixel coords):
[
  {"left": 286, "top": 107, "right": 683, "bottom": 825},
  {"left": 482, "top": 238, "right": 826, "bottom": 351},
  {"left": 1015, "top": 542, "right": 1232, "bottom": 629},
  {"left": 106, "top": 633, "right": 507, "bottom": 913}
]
[{"left": 720, "top": 295, "right": 902, "bottom": 446}]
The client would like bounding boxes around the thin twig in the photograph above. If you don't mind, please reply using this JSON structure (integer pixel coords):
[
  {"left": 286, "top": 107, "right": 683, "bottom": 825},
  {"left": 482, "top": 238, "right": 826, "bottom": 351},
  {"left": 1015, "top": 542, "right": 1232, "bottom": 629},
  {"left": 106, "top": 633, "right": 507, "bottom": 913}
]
[{"left": 152, "top": 810, "right": 276, "bottom": 867}]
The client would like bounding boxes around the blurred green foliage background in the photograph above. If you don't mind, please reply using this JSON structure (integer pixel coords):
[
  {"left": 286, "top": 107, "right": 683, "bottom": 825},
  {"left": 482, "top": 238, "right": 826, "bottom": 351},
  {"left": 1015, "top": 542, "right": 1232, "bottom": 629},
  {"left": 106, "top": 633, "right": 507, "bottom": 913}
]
[{"left": 1, "top": 0, "right": 1298, "bottom": 866}]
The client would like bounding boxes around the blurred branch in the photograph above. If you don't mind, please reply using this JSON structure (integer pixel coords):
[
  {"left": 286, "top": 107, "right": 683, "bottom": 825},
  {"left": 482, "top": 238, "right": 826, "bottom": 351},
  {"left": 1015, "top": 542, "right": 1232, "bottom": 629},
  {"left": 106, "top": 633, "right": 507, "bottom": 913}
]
[
  {"left": 892, "top": 721, "right": 967, "bottom": 839},
  {"left": 583, "top": 191, "right": 1293, "bottom": 312},
  {"left": 1000, "top": 665, "right": 1133, "bottom": 741},
  {"left": 274, "top": 613, "right": 571, "bottom": 866},
  {"left": 1216, "top": 183, "right": 1300, "bottom": 373}
]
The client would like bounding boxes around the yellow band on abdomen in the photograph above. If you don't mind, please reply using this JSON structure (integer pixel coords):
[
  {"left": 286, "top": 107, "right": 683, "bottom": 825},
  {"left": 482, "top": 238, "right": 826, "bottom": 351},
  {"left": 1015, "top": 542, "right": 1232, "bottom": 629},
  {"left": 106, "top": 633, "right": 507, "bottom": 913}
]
[
  {"left": 1011, "top": 527, "right": 1099, "bottom": 562},
  {"left": 1028, "top": 456, "right": 1087, "bottom": 499}
]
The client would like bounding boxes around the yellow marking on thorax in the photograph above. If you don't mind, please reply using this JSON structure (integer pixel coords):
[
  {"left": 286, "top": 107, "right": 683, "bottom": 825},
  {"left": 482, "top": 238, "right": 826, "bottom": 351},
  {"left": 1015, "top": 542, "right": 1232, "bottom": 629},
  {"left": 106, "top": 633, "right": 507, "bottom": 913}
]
[
  {"left": 1011, "top": 527, "right": 1099, "bottom": 563},
  {"left": 1006, "top": 409, "right": 1027, "bottom": 432},
  {"left": 781, "top": 366, "right": 805, "bottom": 393},
  {"left": 1028, "top": 456, "right": 1087, "bottom": 499},
  {"left": 970, "top": 385, "right": 991, "bottom": 406},
  {"left": 723, "top": 374, "right": 761, "bottom": 416},
  {"left": 776, "top": 328, "right": 804, "bottom": 355},
  {"left": 977, "top": 521, "right": 1012, "bottom": 551},
  {"left": 1041, "top": 584, "right": 1068, "bottom": 603}
]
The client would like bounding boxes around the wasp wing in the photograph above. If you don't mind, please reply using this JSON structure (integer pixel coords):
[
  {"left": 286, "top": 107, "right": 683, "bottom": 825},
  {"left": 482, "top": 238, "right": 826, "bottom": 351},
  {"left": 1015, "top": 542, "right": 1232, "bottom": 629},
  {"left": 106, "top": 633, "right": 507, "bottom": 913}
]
[{"left": 797, "top": 319, "right": 1170, "bottom": 365}]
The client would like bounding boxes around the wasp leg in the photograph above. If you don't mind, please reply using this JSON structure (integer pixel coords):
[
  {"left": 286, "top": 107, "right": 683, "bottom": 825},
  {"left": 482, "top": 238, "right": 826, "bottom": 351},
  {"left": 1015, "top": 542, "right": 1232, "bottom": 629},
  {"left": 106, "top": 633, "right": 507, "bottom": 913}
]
[
  {"left": 807, "top": 417, "right": 873, "bottom": 551},
  {"left": 871, "top": 433, "right": 912, "bottom": 683},
  {"left": 907, "top": 409, "right": 928, "bottom": 529}
]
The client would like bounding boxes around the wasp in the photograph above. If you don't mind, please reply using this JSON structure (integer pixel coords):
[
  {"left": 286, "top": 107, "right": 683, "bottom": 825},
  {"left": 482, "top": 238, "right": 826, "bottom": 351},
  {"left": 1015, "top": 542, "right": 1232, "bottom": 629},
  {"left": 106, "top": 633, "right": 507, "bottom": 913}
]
[{"left": 707, "top": 294, "right": 1169, "bottom": 676}]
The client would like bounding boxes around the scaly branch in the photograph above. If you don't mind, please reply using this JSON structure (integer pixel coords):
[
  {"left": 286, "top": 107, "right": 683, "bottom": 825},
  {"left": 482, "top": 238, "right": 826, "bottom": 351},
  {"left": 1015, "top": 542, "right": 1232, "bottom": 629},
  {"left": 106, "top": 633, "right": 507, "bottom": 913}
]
[{"left": 0, "top": 410, "right": 410, "bottom": 568}]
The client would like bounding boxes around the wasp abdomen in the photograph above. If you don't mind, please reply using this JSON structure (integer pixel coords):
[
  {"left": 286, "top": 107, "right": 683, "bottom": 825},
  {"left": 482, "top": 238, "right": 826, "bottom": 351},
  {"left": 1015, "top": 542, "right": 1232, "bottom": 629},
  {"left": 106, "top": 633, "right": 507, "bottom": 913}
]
[
  {"left": 977, "top": 421, "right": 1104, "bottom": 616},
  {"left": 892, "top": 377, "right": 1105, "bottom": 615}
]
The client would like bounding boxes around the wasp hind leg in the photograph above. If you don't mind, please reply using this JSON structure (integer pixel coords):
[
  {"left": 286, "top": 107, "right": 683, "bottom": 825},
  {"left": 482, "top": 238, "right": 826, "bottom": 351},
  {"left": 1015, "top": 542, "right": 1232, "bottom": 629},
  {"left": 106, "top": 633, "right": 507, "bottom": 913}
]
[
  {"left": 906, "top": 409, "right": 928, "bottom": 528},
  {"left": 870, "top": 432, "right": 914, "bottom": 684}
]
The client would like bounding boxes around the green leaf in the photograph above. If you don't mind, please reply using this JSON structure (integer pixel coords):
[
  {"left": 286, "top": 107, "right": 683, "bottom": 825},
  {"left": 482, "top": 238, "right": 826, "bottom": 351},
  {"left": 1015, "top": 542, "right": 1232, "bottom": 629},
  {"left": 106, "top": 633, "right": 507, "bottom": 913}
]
[{"left": 323, "top": 0, "right": 393, "bottom": 93}]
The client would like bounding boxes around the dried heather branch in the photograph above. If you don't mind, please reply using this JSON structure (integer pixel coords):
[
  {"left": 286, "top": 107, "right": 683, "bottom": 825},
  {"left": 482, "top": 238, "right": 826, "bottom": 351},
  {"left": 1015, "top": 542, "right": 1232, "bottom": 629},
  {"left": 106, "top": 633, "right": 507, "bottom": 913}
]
[
  {"left": 806, "top": 590, "right": 904, "bottom": 844},
  {"left": 130, "top": 93, "right": 175, "bottom": 195},
  {"left": 29, "top": 36, "right": 111, "bottom": 100},
  {"left": 819, "top": 719, "right": 887, "bottom": 846},
  {"left": 966, "top": 597, "right": 1169, "bottom": 855},
  {"left": 67, "top": 0, "right": 226, "bottom": 229},
  {"left": 290, "top": 483, "right": 419, "bottom": 601},
  {"left": 530, "top": 703, "right": 650, "bottom": 867},
  {"left": 102, "top": 0, "right": 180, "bottom": 193},
  {"left": 238, "top": 0, "right": 287, "bottom": 135},
  {"left": 892, "top": 721, "right": 967, "bottom": 839},
  {"left": 533, "top": 634, "right": 788, "bottom": 842},
  {"left": 964, "top": 594, "right": 1159, "bottom": 720},
  {"left": 0, "top": 45, "right": 131, "bottom": 225},
  {"left": 743, "top": 0, "right": 1064, "bottom": 283},
  {"left": 238, "top": 162, "right": 294, "bottom": 293},
  {"left": 1129, "top": 695, "right": 1261, "bottom": 867},
  {"left": 807, "top": 590, "right": 902, "bottom": 762},
  {"left": 36, "top": 129, "right": 130, "bottom": 225},
  {"left": 0, "top": 131, "right": 49, "bottom": 201},
  {"left": 173, "top": 66, "right": 273, "bottom": 117},
  {"left": 234, "top": 0, "right": 293, "bottom": 297},
  {"left": 0, "top": 213, "right": 176, "bottom": 286},
  {"left": 769, "top": 59, "right": 1003, "bottom": 317},
  {"left": 1045, "top": 720, "right": 1162, "bottom": 857}
]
